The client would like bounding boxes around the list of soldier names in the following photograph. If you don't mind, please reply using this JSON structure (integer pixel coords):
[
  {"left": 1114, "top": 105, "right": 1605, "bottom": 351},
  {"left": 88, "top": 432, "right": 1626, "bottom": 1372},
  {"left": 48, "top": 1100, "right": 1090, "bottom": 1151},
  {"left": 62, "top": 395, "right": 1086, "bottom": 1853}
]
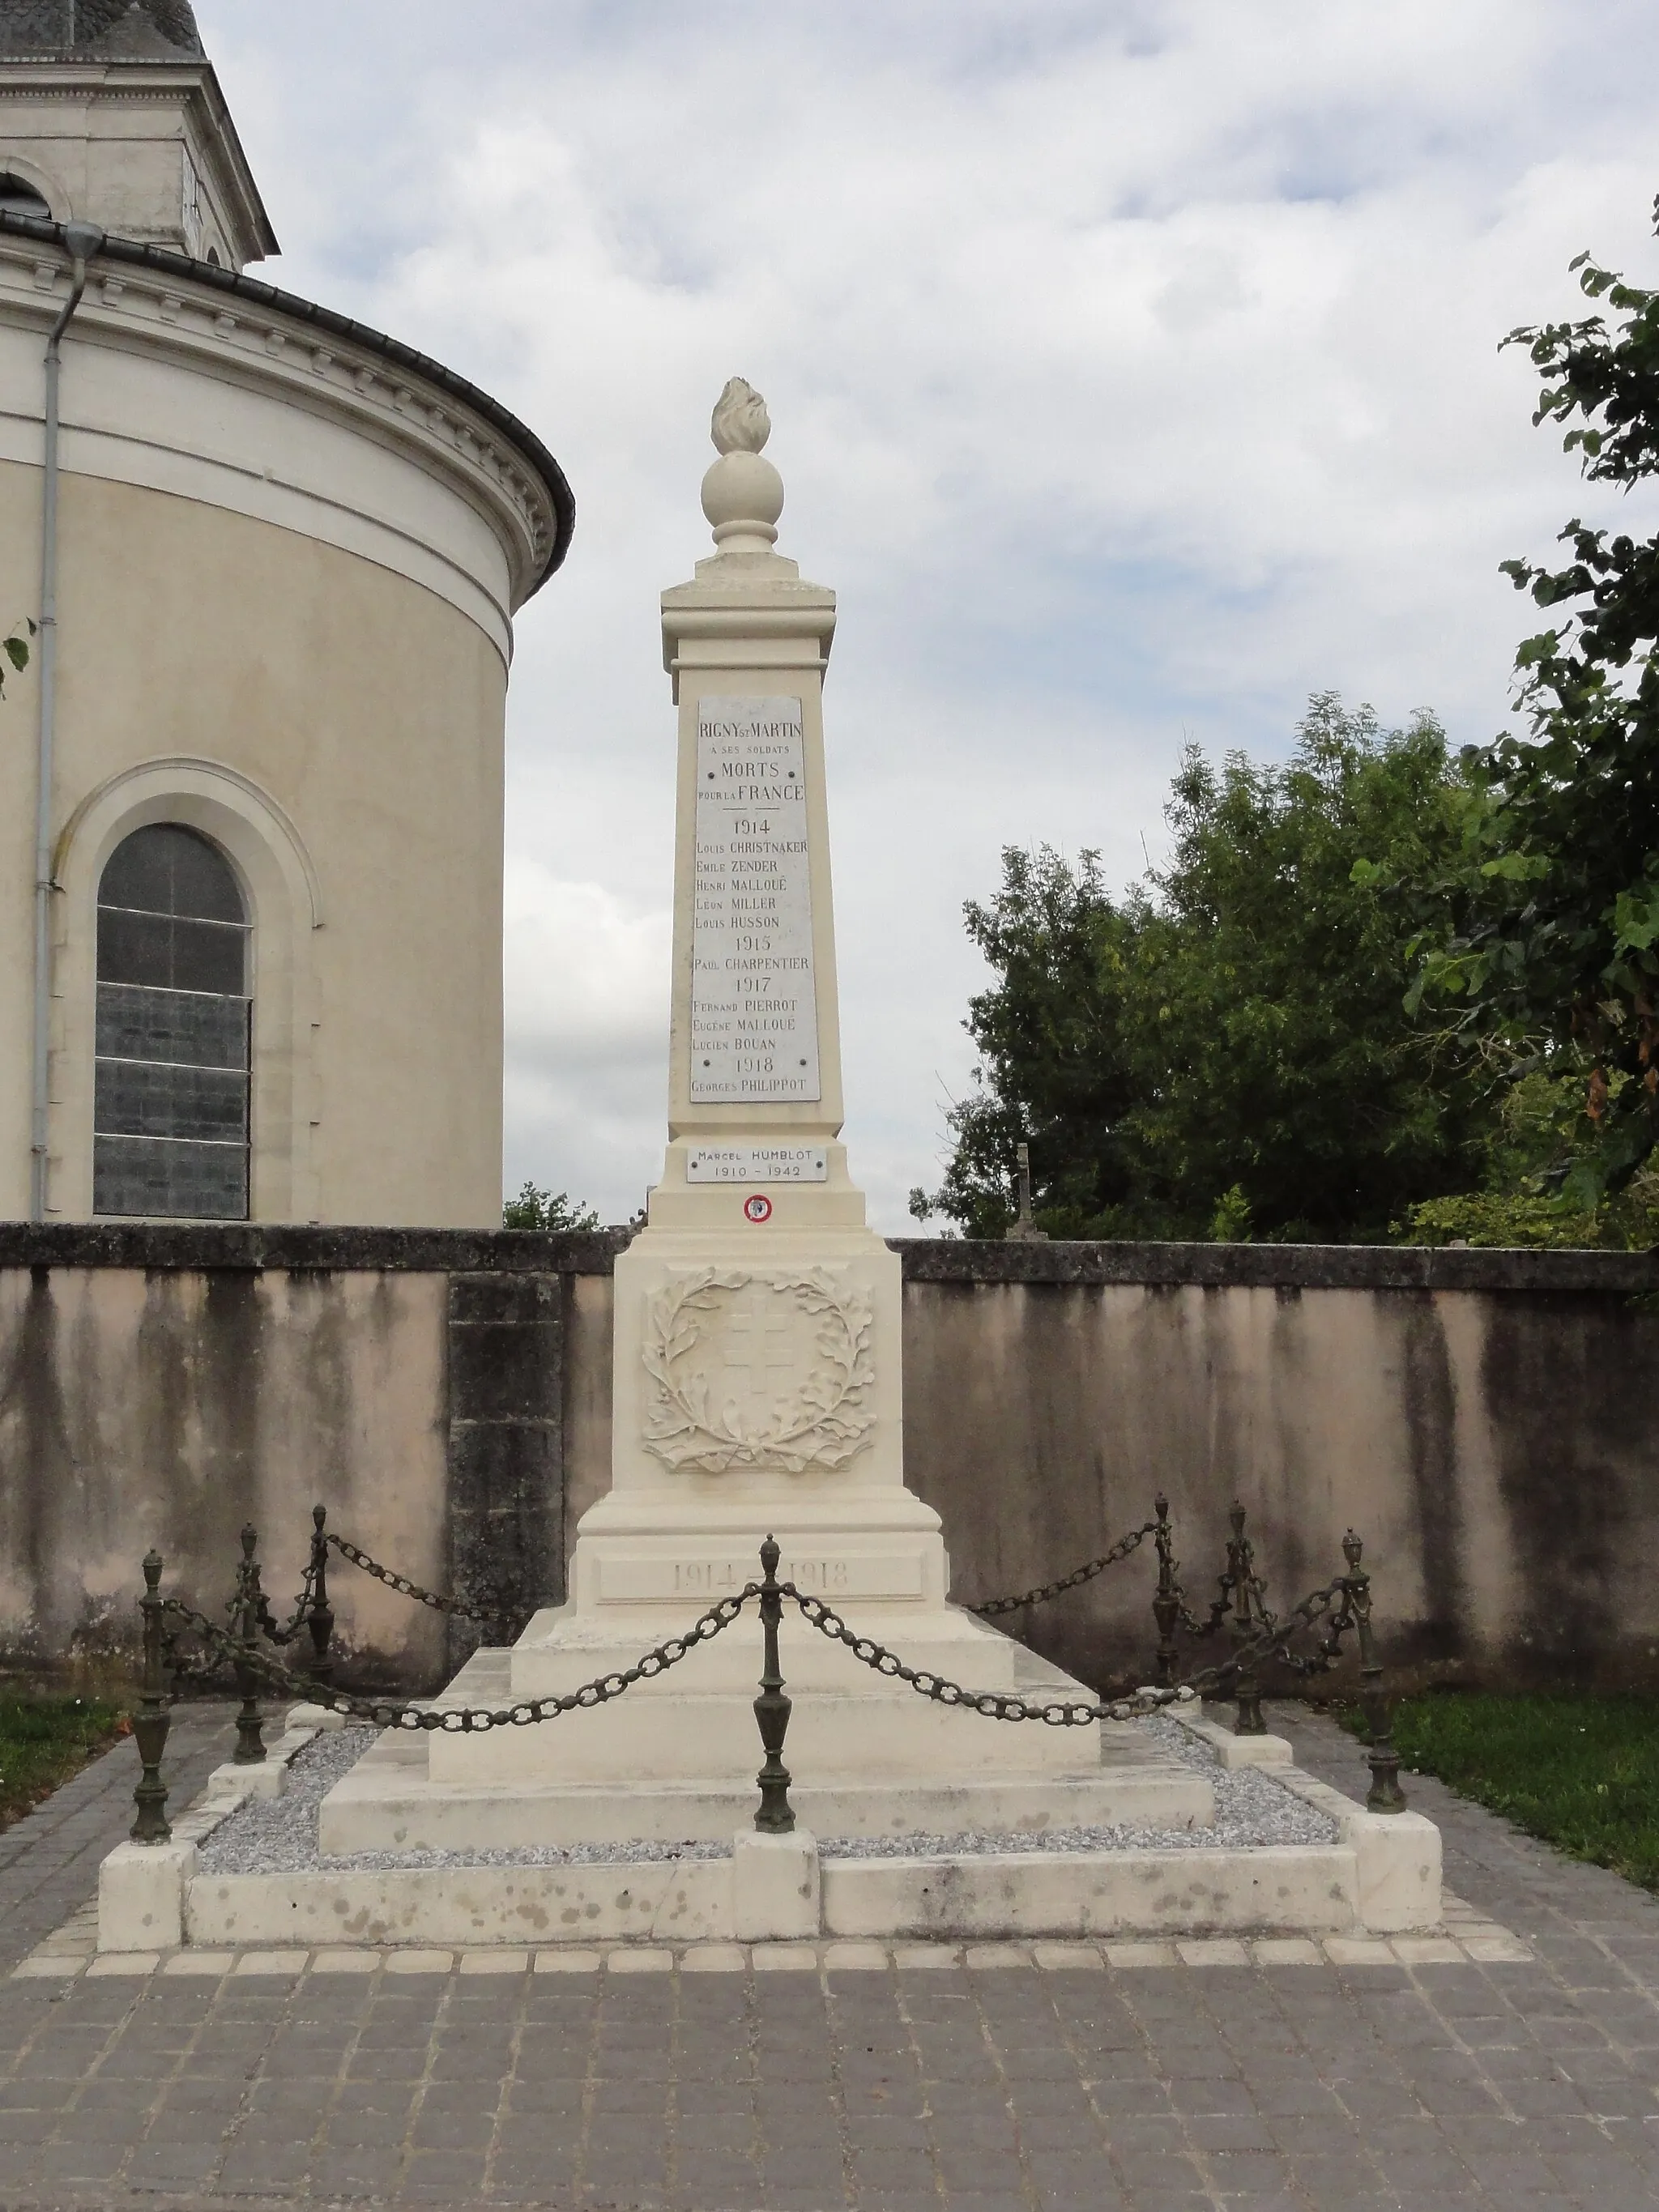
[{"left": 690, "top": 697, "right": 821, "bottom": 1103}]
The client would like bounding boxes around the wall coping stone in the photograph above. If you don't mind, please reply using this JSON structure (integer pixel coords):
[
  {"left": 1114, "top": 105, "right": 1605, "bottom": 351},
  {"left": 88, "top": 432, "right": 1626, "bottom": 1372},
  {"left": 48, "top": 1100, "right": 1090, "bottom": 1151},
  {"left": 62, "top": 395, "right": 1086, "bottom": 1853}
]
[
  {"left": 890, "top": 1236, "right": 1659, "bottom": 1294},
  {"left": 0, "top": 1223, "right": 637, "bottom": 1273},
  {"left": 0, "top": 1222, "right": 1653, "bottom": 1294}
]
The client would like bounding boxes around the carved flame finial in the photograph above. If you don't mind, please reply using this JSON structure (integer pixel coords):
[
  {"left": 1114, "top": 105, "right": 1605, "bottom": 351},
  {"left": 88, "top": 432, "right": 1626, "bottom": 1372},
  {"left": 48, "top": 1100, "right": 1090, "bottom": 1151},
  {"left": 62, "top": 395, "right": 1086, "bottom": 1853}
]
[{"left": 710, "top": 377, "right": 770, "bottom": 455}]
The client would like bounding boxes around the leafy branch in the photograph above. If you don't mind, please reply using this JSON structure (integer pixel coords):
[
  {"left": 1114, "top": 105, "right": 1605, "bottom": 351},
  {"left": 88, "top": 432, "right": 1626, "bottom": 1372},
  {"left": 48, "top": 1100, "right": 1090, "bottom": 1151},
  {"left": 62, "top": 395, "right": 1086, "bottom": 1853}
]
[
  {"left": 1405, "top": 193, "right": 1659, "bottom": 1205},
  {"left": 0, "top": 618, "right": 35, "bottom": 700}
]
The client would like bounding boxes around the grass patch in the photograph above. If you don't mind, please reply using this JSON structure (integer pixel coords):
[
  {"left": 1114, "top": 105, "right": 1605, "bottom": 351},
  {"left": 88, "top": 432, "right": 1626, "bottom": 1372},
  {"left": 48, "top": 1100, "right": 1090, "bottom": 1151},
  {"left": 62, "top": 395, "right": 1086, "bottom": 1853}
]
[
  {"left": 0, "top": 1698, "right": 128, "bottom": 1831},
  {"left": 1344, "top": 1691, "right": 1659, "bottom": 1892}
]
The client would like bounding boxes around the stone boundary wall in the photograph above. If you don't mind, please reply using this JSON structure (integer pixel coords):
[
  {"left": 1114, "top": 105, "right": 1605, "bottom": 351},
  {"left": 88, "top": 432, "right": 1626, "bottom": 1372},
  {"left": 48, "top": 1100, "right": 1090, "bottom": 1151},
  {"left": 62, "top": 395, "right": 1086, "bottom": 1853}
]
[
  {"left": 0, "top": 1227, "right": 627, "bottom": 1692},
  {"left": 894, "top": 1240, "right": 1659, "bottom": 1697},
  {"left": 1, "top": 1224, "right": 1654, "bottom": 1693}
]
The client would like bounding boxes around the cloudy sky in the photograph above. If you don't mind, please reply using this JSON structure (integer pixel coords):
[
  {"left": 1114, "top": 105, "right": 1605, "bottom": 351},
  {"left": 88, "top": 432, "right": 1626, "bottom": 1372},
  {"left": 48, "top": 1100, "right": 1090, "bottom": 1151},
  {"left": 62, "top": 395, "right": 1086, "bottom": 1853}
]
[{"left": 198, "top": 0, "right": 1659, "bottom": 1230}]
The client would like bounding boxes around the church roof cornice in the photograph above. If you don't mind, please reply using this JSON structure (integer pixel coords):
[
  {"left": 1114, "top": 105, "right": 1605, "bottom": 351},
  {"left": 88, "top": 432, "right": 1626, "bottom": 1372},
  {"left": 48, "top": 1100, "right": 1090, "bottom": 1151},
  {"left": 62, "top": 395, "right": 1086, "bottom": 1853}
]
[{"left": 0, "top": 206, "right": 575, "bottom": 590}]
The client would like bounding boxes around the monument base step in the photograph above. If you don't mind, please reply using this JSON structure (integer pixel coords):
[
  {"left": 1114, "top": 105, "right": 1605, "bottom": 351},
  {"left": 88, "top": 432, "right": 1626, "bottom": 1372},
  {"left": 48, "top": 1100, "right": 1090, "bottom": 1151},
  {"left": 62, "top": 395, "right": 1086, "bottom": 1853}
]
[
  {"left": 183, "top": 1843, "right": 1379, "bottom": 1950},
  {"left": 422, "top": 1640, "right": 1126, "bottom": 1787},
  {"left": 100, "top": 1712, "right": 1443, "bottom": 1951},
  {"left": 176, "top": 1802, "right": 1440, "bottom": 1952},
  {"left": 318, "top": 1727, "right": 1212, "bottom": 1853}
]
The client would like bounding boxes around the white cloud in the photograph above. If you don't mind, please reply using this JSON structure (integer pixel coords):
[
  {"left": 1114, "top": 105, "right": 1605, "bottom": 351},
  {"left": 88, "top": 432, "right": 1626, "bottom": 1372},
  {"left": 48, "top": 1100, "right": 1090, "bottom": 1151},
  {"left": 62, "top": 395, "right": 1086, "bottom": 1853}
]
[
  {"left": 502, "top": 862, "right": 669, "bottom": 1076},
  {"left": 200, "top": 0, "right": 1659, "bottom": 1225},
  {"left": 501, "top": 861, "right": 669, "bottom": 1213}
]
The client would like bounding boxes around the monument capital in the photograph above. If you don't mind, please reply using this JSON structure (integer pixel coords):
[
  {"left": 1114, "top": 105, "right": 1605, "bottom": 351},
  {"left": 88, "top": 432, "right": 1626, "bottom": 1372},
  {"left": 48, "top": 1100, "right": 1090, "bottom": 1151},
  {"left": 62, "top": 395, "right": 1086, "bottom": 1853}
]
[{"left": 663, "top": 380, "right": 834, "bottom": 690}]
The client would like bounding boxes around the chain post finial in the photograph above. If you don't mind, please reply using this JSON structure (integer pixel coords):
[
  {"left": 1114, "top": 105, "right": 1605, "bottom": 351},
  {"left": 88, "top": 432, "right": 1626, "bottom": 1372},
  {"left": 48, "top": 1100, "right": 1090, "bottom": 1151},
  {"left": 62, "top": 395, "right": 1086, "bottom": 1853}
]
[{"left": 753, "top": 1535, "right": 796, "bottom": 1833}]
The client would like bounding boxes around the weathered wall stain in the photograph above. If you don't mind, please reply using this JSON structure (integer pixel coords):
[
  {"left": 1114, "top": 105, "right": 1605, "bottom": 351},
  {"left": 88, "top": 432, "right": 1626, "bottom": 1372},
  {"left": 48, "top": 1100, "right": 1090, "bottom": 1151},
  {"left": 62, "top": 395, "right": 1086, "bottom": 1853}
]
[
  {"left": 896, "top": 1270, "right": 1659, "bottom": 1690},
  {"left": 1399, "top": 1295, "right": 1465, "bottom": 1663},
  {"left": 1480, "top": 1293, "right": 1644, "bottom": 1685},
  {"left": 0, "top": 1271, "right": 72, "bottom": 1659},
  {"left": 443, "top": 1271, "right": 563, "bottom": 1673},
  {"left": 0, "top": 1264, "right": 454, "bottom": 1688}
]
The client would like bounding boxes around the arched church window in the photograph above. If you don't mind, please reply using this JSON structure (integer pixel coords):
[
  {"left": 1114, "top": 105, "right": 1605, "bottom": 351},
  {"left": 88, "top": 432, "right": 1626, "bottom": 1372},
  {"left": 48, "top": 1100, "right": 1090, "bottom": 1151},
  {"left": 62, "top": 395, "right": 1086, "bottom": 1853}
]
[
  {"left": 0, "top": 174, "right": 51, "bottom": 219},
  {"left": 94, "top": 825, "right": 251, "bottom": 1218}
]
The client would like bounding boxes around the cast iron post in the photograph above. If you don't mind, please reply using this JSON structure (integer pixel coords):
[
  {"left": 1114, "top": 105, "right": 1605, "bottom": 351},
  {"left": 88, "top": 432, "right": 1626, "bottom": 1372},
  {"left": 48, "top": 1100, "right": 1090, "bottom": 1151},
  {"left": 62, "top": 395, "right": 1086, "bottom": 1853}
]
[
  {"left": 306, "top": 1505, "right": 335, "bottom": 1688},
  {"left": 753, "top": 1535, "right": 795, "bottom": 1833},
  {"left": 232, "top": 1522, "right": 267, "bottom": 1764},
  {"left": 1343, "top": 1530, "right": 1405, "bottom": 1812},
  {"left": 1226, "top": 1502, "right": 1267, "bottom": 1735},
  {"left": 130, "top": 1548, "right": 173, "bottom": 1843},
  {"left": 1152, "top": 1493, "right": 1181, "bottom": 1686}
]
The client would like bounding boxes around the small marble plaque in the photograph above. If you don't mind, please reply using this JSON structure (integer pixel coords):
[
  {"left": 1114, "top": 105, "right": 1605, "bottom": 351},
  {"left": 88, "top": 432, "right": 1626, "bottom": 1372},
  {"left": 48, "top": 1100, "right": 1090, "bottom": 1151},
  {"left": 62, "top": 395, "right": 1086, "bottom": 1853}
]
[
  {"left": 686, "top": 1146, "right": 828, "bottom": 1183},
  {"left": 597, "top": 1554, "right": 926, "bottom": 1604},
  {"left": 690, "top": 696, "right": 820, "bottom": 1102}
]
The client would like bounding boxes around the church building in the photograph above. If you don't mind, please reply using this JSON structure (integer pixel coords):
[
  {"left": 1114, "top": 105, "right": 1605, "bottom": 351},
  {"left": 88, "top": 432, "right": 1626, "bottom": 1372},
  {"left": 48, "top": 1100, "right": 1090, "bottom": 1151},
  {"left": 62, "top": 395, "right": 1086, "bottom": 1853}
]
[{"left": 0, "top": 1, "right": 574, "bottom": 1228}]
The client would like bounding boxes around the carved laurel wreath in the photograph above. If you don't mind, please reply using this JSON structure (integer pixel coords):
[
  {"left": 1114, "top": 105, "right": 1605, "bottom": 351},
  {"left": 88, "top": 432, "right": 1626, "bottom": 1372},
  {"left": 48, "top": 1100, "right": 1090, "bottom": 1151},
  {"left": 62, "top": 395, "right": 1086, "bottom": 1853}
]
[{"left": 641, "top": 1267, "right": 876, "bottom": 1476}]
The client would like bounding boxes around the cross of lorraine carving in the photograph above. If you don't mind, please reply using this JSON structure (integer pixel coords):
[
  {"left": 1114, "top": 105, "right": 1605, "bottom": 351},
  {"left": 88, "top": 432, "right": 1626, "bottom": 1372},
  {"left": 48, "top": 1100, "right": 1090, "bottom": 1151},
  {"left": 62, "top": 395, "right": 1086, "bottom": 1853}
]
[{"left": 640, "top": 1267, "right": 876, "bottom": 1476}]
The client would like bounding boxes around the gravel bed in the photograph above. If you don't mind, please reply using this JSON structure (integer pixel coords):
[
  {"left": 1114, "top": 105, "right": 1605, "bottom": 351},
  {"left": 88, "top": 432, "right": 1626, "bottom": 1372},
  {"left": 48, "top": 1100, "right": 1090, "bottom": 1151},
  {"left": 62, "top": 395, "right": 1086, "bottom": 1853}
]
[
  {"left": 198, "top": 1730, "right": 731, "bottom": 1875},
  {"left": 196, "top": 1712, "right": 1338, "bottom": 1877},
  {"left": 821, "top": 1716, "right": 1338, "bottom": 1857}
]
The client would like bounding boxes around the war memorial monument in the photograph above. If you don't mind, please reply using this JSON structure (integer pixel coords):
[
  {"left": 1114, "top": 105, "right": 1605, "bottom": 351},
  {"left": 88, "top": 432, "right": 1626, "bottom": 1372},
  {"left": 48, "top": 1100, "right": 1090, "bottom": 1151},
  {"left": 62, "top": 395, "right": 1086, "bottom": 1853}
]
[{"left": 95, "top": 383, "right": 1442, "bottom": 1958}]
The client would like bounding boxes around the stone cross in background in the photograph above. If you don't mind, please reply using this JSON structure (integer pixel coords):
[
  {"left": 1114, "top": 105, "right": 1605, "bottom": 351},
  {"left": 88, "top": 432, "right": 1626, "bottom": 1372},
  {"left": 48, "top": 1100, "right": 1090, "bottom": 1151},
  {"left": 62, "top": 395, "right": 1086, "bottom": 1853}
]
[{"left": 1006, "top": 1140, "right": 1051, "bottom": 1242}]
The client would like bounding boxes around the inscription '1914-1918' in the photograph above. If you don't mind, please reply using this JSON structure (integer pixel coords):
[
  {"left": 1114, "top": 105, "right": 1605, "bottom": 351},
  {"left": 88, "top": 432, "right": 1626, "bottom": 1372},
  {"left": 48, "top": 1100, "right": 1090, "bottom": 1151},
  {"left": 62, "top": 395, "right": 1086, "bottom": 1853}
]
[{"left": 690, "top": 696, "right": 820, "bottom": 1102}]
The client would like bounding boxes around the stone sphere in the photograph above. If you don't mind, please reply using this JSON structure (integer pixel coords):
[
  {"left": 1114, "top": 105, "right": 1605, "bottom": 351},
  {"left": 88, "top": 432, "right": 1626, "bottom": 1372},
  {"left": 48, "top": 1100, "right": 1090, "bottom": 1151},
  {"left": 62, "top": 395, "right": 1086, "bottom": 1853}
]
[{"left": 701, "top": 450, "right": 784, "bottom": 532}]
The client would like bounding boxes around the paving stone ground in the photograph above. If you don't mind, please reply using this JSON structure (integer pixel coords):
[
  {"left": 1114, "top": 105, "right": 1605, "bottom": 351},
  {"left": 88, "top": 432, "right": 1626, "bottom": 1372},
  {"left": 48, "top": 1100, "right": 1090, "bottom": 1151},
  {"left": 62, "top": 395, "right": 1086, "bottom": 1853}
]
[
  {"left": 0, "top": 1702, "right": 236, "bottom": 1976},
  {"left": 2, "top": 1699, "right": 1659, "bottom": 2208}
]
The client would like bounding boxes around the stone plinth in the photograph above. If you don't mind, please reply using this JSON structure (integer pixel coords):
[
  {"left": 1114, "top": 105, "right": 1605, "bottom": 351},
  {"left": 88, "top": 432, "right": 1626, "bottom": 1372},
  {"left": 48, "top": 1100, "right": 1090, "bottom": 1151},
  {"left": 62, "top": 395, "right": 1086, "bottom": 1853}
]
[{"left": 324, "top": 1642, "right": 1210, "bottom": 1851}]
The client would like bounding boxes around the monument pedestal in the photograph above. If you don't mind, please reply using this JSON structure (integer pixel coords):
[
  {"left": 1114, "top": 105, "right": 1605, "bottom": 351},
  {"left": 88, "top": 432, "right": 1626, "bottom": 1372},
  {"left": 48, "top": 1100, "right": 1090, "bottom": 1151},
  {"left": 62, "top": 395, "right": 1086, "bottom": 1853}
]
[
  {"left": 335, "top": 1192, "right": 1212, "bottom": 1842},
  {"left": 424, "top": 1204, "right": 1094, "bottom": 1790},
  {"left": 325, "top": 1188, "right": 1213, "bottom": 1841}
]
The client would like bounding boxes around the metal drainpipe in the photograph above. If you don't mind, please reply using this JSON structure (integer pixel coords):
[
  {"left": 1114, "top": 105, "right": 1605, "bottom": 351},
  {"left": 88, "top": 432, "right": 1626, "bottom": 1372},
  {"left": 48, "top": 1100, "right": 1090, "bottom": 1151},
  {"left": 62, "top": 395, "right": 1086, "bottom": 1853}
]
[{"left": 29, "top": 219, "right": 104, "bottom": 1223}]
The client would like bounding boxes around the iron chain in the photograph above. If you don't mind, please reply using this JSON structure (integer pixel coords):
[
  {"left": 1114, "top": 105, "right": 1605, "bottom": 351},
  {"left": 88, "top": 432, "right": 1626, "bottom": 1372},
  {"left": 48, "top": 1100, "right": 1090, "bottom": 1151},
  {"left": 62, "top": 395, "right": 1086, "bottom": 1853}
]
[
  {"left": 326, "top": 1533, "right": 520, "bottom": 1633},
  {"left": 267, "top": 1552, "right": 322, "bottom": 1647},
  {"left": 787, "top": 1571, "right": 1356, "bottom": 1724},
  {"left": 160, "top": 1553, "right": 1360, "bottom": 1739},
  {"left": 160, "top": 1588, "right": 758, "bottom": 1732},
  {"left": 235, "top": 1554, "right": 317, "bottom": 1649},
  {"left": 970, "top": 1520, "right": 1158, "bottom": 1617}
]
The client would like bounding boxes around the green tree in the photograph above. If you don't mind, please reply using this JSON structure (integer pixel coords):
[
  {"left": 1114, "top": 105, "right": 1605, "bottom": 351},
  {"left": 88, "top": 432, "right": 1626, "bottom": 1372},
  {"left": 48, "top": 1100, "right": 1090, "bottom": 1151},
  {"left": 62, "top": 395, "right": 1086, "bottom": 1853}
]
[
  {"left": 1410, "top": 199, "right": 1659, "bottom": 1206},
  {"left": 915, "top": 846, "right": 1143, "bottom": 1237},
  {"left": 923, "top": 696, "right": 1487, "bottom": 1242},
  {"left": 1398, "top": 1072, "right": 1659, "bottom": 1247},
  {"left": 502, "top": 1180, "right": 599, "bottom": 1232},
  {"left": 1126, "top": 695, "right": 1486, "bottom": 1240}
]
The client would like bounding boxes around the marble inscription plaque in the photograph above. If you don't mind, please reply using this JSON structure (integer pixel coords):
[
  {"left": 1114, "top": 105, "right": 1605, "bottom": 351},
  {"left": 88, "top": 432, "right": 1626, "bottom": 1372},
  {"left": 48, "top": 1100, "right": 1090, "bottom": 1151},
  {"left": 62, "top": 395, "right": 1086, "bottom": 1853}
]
[
  {"left": 686, "top": 1145, "right": 828, "bottom": 1183},
  {"left": 691, "top": 696, "right": 821, "bottom": 1102},
  {"left": 597, "top": 1554, "right": 926, "bottom": 1604}
]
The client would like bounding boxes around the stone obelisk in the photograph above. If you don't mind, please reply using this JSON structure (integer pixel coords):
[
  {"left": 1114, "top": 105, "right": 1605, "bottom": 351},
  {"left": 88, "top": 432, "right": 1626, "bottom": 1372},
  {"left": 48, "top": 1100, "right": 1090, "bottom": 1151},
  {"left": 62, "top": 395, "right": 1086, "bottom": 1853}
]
[
  {"left": 554, "top": 377, "right": 949, "bottom": 1639},
  {"left": 427, "top": 384, "right": 1114, "bottom": 1796}
]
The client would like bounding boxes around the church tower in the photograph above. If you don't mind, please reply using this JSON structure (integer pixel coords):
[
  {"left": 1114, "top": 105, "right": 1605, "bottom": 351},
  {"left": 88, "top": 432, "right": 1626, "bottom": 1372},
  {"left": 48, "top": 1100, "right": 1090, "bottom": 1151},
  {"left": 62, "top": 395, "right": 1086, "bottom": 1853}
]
[
  {"left": 0, "top": 4, "right": 574, "bottom": 1229},
  {"left": 0, "top": 0, "right": 275, "bottom": 267}
]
